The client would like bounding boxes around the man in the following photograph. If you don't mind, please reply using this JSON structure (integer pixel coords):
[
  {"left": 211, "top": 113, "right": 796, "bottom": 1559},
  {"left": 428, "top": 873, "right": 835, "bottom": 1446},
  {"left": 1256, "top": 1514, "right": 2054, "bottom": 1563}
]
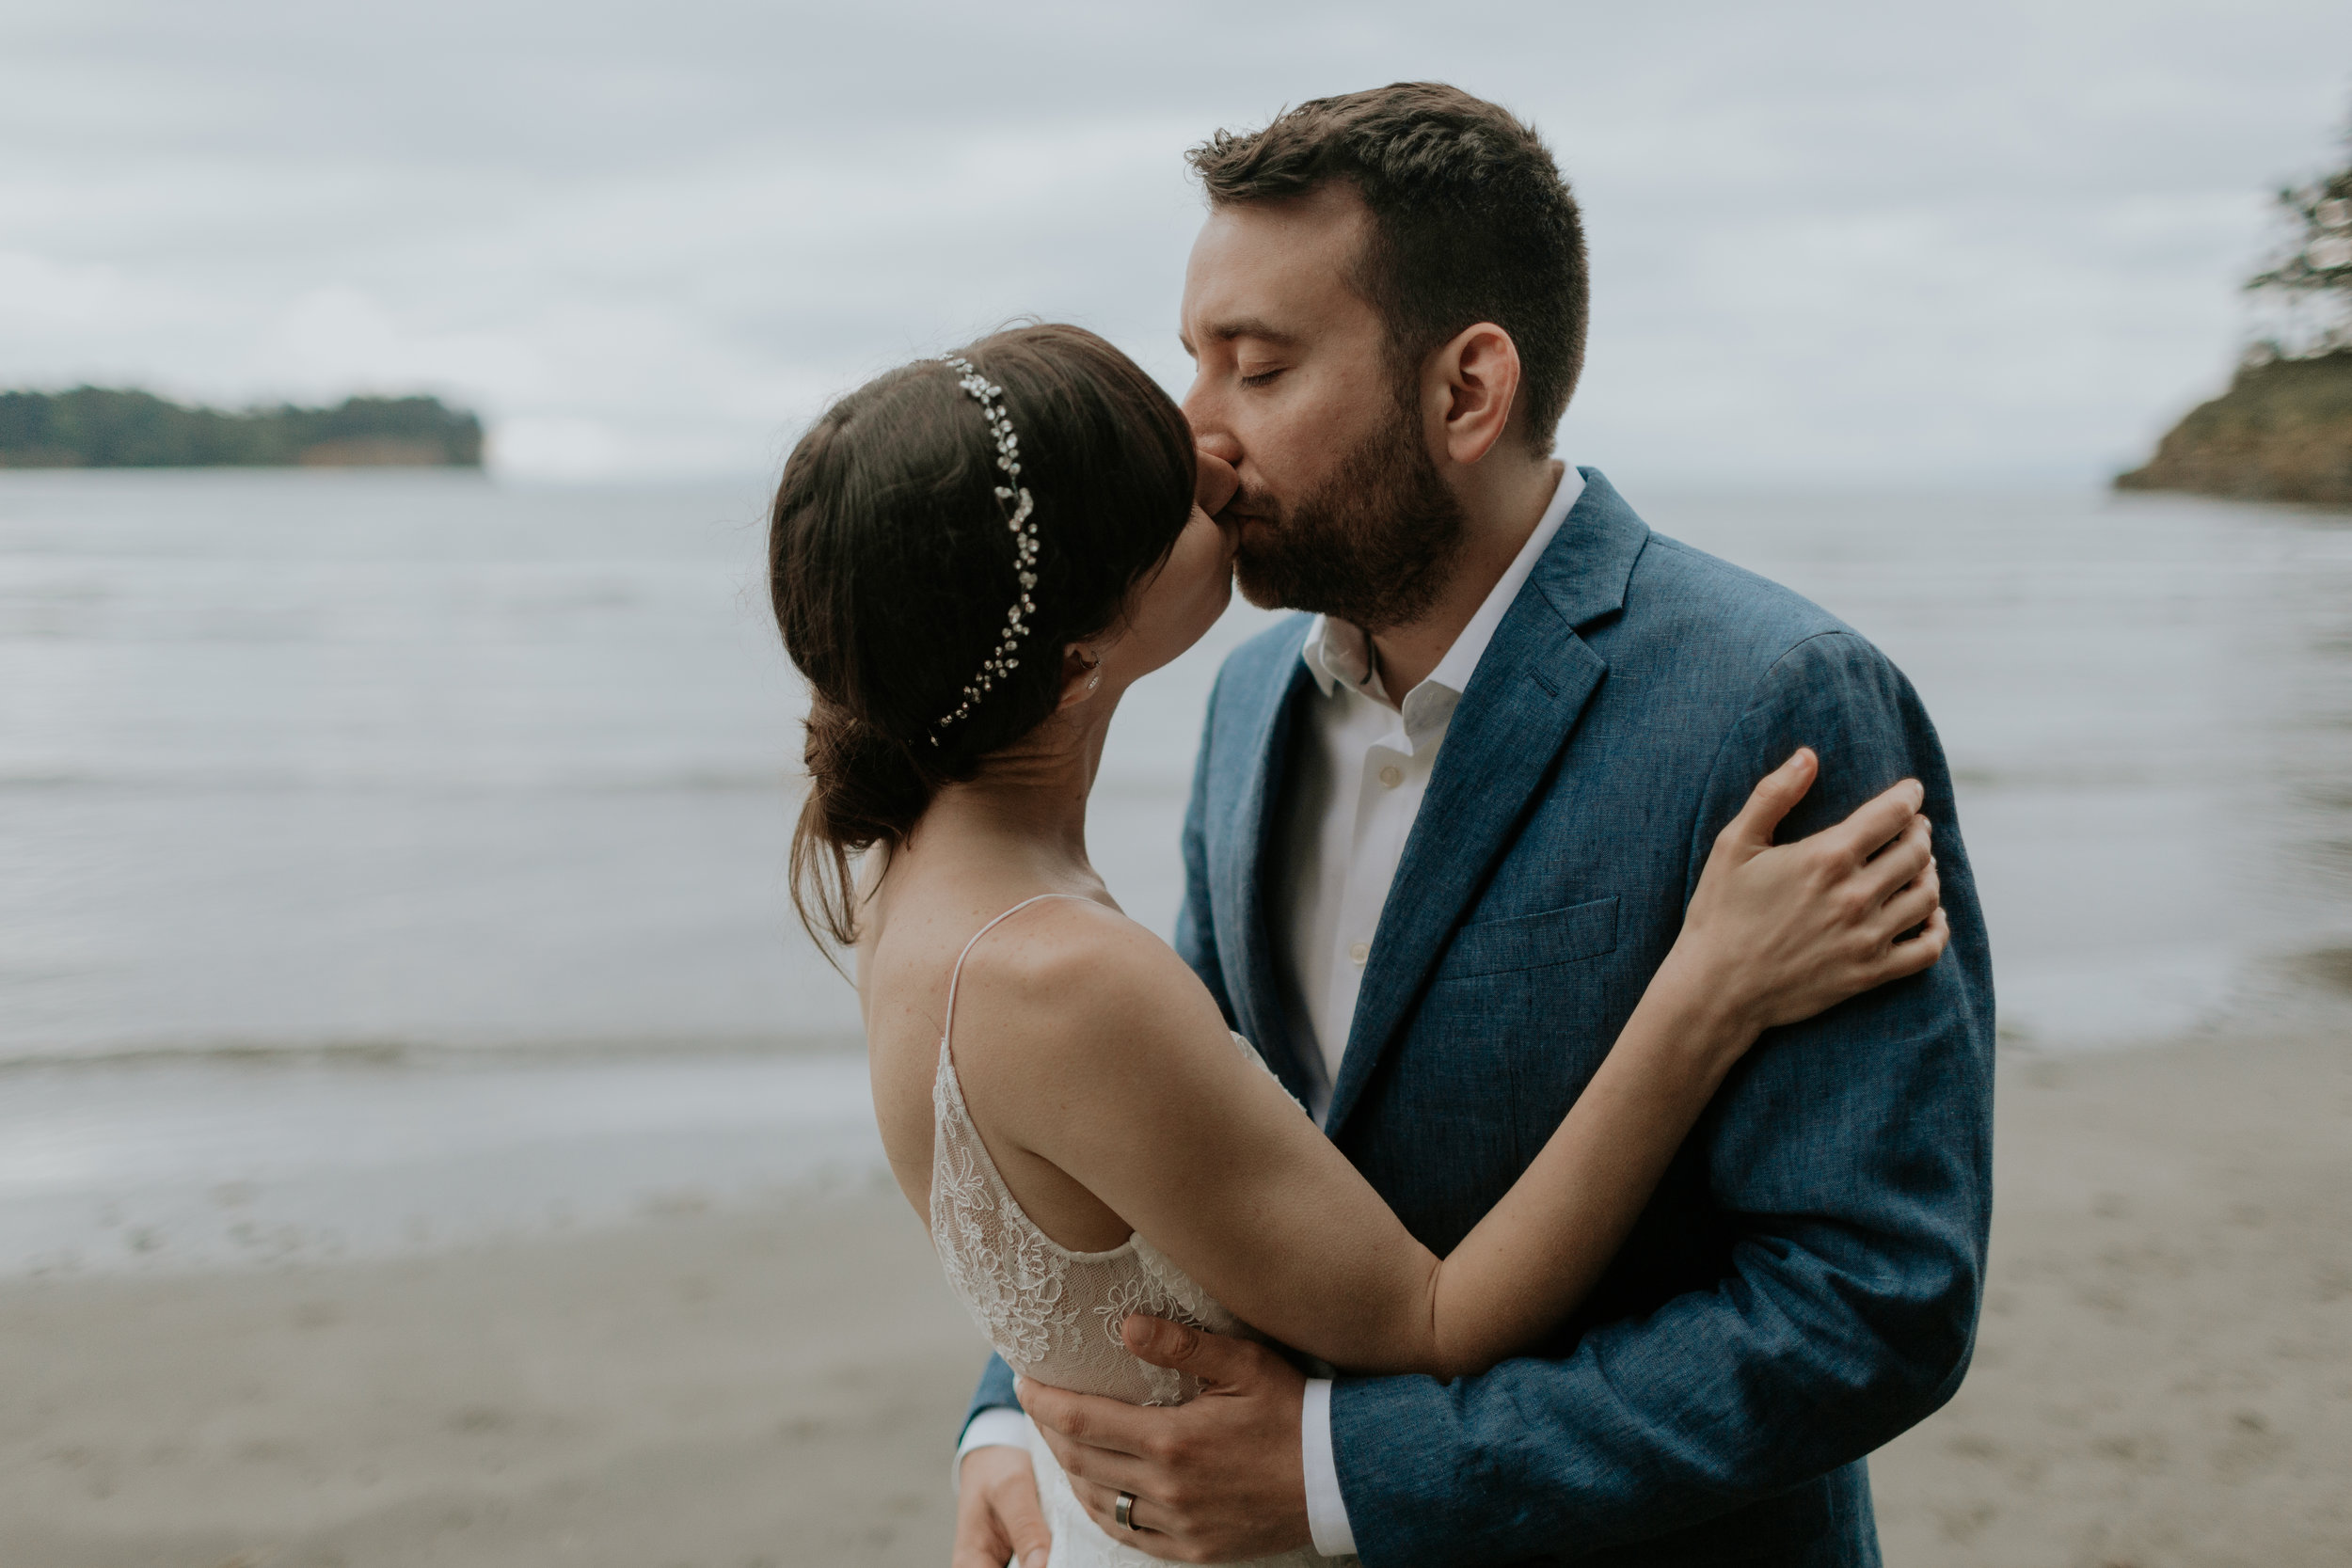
[{"left": 955, "top": 82, "right": 1993, "bottom": 1567}]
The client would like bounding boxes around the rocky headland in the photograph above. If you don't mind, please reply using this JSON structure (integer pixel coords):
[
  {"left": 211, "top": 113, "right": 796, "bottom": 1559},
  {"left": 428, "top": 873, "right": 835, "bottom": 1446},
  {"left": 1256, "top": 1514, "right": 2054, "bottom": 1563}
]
[{"left": 2116, "top": 349, "right": 2352, "bottom": 507}]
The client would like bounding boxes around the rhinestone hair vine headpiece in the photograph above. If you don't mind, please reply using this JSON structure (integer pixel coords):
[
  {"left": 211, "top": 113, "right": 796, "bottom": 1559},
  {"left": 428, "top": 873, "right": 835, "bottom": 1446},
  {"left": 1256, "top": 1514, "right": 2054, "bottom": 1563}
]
[{"left": 930, "top": 354, "right": 1039, "bottom": 745}]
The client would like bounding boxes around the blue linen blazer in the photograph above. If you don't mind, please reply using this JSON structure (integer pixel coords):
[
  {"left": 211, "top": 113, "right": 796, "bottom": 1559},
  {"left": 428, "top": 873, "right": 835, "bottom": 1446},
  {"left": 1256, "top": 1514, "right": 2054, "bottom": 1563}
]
[{"left": 966, "top": 470, "right": 1994, "bottom": 1567}]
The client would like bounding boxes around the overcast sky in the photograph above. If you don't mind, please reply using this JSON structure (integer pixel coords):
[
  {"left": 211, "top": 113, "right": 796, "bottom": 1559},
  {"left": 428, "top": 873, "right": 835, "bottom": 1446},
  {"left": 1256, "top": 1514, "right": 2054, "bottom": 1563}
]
[{"left": 4, "top": 0, "right": 2348, "bottom": 485}]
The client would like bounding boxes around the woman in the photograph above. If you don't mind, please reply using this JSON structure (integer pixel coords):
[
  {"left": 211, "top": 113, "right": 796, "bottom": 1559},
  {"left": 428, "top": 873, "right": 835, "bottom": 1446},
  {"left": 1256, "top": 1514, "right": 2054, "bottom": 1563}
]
[{"left": 771, "top": 325, "right": 1946, "bottom": 1567}]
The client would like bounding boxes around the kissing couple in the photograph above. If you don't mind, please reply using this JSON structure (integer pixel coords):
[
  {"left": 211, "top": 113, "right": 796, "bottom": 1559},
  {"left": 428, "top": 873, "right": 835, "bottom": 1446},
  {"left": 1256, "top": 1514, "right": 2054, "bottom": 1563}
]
[{"left": 770, "top": 82, "right": 1992, "bottom": 1568}]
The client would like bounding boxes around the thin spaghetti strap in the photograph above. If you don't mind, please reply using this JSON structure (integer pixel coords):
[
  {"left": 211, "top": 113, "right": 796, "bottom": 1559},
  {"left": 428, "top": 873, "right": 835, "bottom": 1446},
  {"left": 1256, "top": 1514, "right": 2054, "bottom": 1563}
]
[{"left": 942, "top": 894, "right": 1095, "bottom": 1053}]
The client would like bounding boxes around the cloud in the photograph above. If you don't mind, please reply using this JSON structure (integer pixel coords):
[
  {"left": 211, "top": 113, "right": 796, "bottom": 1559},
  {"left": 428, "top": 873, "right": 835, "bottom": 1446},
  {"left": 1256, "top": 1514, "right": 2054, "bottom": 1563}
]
[{"left": 3, "top": 0, "right": 2347, "bottom": 480}]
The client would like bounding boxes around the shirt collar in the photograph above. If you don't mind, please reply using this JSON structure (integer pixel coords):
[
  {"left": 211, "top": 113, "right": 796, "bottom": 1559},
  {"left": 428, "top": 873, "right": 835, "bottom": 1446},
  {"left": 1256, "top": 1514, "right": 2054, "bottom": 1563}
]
[
  {"left": 1301, "top": 615, "right": 1380, "bottom": 701},
  {"left": 1300, "top": 463, "right": 1583, "bottom": 705}
]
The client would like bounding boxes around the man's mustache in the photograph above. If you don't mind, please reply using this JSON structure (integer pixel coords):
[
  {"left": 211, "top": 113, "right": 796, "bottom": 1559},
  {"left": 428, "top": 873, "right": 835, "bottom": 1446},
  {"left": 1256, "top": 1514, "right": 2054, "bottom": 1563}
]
[{"left": 1220, "top": 483, "right": 1282, "bottom": 526}]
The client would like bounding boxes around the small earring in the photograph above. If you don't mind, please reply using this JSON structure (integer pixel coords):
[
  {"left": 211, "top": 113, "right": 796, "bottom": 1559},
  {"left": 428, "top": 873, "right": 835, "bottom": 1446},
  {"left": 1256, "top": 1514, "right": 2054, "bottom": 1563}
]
[{"left": 1086, "top": 669, "right": 1103, "bottom": 693}]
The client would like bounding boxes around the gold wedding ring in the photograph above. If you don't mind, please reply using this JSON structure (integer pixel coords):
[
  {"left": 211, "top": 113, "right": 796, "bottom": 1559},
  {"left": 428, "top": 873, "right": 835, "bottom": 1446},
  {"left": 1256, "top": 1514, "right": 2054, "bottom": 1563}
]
[{"left": 1115, "top": 1489, "right": 1138, "bottom": 1530}]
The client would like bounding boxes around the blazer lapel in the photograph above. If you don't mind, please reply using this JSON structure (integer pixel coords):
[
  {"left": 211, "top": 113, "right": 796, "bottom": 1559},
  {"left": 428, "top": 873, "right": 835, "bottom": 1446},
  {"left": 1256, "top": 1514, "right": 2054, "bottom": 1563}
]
[
  {"left": 1321, "top": 470, "right": 1650, "bottom": 1139},
  {"left": 1210, "top": 647, "right": 1319, "bottom": 1106}
]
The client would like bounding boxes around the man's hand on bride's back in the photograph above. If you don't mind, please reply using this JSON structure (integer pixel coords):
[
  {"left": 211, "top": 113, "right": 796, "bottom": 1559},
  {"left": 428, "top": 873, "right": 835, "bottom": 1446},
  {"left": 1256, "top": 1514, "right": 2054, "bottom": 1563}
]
[
  {"left": 1664, "top": 746, "right": 1948, "bottom": 1045},
  {"left": 1018, "top": 1316, "right": 1312, "bottom": 1562}
]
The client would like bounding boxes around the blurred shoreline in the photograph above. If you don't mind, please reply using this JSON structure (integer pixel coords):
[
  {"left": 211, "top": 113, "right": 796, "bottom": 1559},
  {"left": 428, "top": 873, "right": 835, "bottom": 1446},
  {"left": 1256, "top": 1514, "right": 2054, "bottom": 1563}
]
[{"left": 5, "top": 1024, "right": 2345, "bottom": 1567}]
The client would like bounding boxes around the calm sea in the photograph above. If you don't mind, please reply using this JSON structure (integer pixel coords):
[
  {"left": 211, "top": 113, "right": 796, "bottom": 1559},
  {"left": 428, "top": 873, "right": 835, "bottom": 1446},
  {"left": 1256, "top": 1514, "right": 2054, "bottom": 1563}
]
[{"left": 4, "top": 469, "right": 2347, "bottom": 1273}]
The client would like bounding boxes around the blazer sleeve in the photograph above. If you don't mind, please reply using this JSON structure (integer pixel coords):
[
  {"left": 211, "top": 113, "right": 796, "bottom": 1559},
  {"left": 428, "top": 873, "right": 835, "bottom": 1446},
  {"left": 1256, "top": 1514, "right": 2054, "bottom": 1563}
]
[
  {"left": 1327, "top": 629, "right": 1996, "bottom": 1565},
  {"left": 961, "top": 1353, "right": 1019, "bottom": 1443}
]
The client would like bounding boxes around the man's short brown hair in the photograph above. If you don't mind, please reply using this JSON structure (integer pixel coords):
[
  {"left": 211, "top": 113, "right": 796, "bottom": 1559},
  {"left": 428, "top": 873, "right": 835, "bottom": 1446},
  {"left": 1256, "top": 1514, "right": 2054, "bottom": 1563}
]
[{"left": 1187, "top": 83, "right": 1588, "bottom": 455}]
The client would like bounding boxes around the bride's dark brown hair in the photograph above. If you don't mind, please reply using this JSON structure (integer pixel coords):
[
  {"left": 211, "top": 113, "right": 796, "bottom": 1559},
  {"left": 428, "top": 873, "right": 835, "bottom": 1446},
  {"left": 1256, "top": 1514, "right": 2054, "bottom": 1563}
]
[{"left": 771, "top": 324, "right": 1196, "bottom": 948}]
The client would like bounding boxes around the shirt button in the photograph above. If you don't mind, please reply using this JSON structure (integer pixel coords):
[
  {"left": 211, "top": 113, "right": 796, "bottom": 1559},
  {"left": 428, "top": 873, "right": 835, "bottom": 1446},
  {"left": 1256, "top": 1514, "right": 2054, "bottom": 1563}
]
[
  {"left": 1348, "top": 941, "right": 1370, "bottom": 965},
  {"left": 1377, "top": 764, "right": 1404, "bottom": 789}
]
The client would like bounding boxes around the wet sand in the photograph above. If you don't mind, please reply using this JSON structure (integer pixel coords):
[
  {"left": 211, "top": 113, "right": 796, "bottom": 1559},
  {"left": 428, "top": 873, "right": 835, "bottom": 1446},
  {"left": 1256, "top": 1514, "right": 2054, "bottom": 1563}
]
[
  {"left": 1872, "top": 1030, "right": 2352, "bottom": 1567},
  {"left": 2, "top": 1187, "right": 978, "bottom": 1568},
  {"left": 6, "top": 1031, "right": 2347, "bottom": 1568}
]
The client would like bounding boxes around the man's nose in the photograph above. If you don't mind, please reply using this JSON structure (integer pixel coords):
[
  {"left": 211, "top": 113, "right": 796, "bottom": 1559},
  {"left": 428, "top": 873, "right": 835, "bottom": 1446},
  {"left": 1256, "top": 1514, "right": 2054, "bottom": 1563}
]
[
  {"left": 1191, "top": 426, "right": 1242, "bottom": 467},
  {"left": 1180, "top": 375, "right": 1237, "bottom": 461}
]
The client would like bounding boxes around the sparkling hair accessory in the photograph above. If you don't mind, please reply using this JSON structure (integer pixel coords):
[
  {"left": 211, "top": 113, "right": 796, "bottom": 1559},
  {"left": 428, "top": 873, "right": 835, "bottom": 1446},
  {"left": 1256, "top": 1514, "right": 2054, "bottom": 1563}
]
[{"left": 931, "top": 354, "right": 1040, "bottom": 745}]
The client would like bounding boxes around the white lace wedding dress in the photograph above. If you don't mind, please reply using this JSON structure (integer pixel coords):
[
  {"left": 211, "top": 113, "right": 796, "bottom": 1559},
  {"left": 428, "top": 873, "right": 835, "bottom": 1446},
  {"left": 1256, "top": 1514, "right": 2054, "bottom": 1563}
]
[{"left": 930, "top": 896, "right": 1350, "bottom": 1568}]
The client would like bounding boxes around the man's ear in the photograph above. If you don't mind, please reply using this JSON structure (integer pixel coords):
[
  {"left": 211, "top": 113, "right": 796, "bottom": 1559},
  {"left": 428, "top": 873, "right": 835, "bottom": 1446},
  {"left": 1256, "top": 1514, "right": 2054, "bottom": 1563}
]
[{"left": 1426, "top": 323, "right": 1521, "bottom": 468}]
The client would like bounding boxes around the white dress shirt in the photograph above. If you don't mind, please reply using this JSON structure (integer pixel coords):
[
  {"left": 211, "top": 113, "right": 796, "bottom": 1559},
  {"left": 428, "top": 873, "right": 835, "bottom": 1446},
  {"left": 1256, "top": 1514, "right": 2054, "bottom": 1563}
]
[
  {"left": 964, "top": 465, "right": 1585, "bottom": 1562},
  {"left": 1287, "top": 462, "right": 1581, "bottom": 1556}
]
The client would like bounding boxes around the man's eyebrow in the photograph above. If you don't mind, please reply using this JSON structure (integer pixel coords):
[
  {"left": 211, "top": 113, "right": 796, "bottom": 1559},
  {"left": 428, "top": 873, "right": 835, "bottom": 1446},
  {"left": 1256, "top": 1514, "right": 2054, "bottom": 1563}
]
[{"left": 1198, "top": 317, "right": 1301, "bottom": 348}]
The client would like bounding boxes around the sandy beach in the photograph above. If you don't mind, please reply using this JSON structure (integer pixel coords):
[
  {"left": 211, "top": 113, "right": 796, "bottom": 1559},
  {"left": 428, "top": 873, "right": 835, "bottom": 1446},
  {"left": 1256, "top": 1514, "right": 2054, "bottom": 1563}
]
[
  {"left": 7, "top": 1030, "right": 2347, "bottom": 1568},
  {"left": 1872, "top": 1029, "right": 2352, "bottom": 1568}
]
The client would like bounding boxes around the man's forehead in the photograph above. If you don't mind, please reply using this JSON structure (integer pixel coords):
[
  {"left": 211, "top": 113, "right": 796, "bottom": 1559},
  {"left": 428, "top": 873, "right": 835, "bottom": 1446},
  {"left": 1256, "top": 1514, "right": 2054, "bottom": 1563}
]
[{"left": 1181, "top": 189, "right": 1371, "bottom": 345}]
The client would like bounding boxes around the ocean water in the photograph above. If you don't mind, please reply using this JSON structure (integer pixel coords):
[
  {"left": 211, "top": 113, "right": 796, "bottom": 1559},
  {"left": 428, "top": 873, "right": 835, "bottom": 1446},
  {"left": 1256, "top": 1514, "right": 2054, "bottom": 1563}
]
[{"left": 3, "top": 470, "right": 2347, "bottom": 1274}]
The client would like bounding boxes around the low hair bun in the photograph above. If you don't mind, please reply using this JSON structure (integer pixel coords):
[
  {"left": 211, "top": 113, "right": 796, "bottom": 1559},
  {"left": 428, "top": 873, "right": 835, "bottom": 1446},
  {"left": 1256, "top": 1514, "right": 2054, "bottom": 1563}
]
[{"left": 790, "top": 698, "right": 940, "bottom": 948}]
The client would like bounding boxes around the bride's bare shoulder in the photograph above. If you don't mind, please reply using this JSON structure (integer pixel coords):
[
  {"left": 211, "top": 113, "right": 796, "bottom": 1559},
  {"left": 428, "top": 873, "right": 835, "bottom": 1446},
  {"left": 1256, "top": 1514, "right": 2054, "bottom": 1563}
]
[{"left": 945, "top": 897, "right": 1227, "bottom": 1085}]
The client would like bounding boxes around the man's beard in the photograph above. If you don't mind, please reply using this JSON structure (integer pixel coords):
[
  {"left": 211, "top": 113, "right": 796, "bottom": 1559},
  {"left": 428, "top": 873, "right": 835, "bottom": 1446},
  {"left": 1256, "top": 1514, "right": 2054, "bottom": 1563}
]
[{"left": 1228, "top": 402, "right": 1466, "bottom": 633}]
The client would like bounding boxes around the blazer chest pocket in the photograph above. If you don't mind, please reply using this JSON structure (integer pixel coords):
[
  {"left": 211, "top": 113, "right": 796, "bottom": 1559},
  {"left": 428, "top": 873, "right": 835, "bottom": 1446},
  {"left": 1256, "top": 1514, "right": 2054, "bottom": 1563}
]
[{"left": 1436, "top": 895, "right": 1619, "bottom": 981}]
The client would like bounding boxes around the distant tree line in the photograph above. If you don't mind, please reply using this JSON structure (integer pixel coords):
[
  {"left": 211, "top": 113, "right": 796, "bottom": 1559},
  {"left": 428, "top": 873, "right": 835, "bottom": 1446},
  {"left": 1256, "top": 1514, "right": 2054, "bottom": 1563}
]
[
  {"left": 0, "top": 388, "right": 484, "bottom": 468},
  {"left": 2245, "top": 103, "right": 2352, "bottom": 359}
]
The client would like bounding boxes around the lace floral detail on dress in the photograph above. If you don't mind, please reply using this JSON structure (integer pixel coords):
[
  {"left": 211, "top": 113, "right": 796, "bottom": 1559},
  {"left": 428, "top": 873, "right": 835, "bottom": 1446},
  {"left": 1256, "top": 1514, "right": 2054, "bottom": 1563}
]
[
  {"left": 1092, "top": 1269, "right": 1205, "bottom": 1406},
  {"left": 930, "top": 1071, "right": 1070, "bottom": 1368}
]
